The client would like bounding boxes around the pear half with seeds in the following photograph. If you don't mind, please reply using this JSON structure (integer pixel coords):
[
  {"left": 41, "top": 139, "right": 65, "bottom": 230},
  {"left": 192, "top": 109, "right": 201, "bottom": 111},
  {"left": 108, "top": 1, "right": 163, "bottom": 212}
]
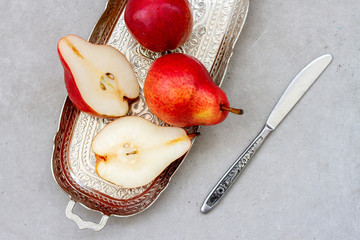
[
  {"left": 92, "top": 116, "right": 192, "bottom": 188},
  {"left": 57, "top": 34, "right": 139, "bottom": 118}
]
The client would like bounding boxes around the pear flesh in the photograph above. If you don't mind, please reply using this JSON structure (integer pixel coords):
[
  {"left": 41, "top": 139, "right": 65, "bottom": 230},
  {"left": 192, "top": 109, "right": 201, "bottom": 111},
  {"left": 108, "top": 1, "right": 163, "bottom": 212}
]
[
  {"left": 92, "top": 116, "right": 191, "bottom": 188},
  {"left": 58, "top": 34, "right": 139, "bottom": 117}
]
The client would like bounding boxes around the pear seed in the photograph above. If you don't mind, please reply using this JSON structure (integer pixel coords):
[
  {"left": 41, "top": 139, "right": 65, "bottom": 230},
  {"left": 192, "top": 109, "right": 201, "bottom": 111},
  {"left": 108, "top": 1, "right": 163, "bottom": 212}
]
[
  {"left": 126, "top": 150, "right": 137, "bottom": 155},
  {"left": 105, "top": 72, "right": 115, "bottom": 80},
  {"left": 100, "top": 82, "right": 106, "bottom": 90}
]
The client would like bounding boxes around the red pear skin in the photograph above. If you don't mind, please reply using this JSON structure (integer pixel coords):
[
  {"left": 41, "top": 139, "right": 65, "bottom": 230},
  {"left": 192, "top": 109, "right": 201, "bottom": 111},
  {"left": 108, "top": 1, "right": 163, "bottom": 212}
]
[
  {"left": 125, "top": 0, "right": 193, "bottom": 52},
  {"left": 57, "top": 46, "right": 96, "bottom": 115},
  {"left": 57, "top": 35, "right": 139, "bottom": 118},
  {"left": 144, "top": 53, "right": 234, "bottom": 127}
]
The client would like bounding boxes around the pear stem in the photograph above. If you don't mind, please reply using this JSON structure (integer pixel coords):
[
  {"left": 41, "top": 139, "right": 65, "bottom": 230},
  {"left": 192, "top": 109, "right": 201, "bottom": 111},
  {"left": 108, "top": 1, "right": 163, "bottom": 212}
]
[
  {"left": 188, "top": 132, "right": 201, "bottom": 140},
  {"left": 220, "top": 105, "right": 244, "bottom": 115}
]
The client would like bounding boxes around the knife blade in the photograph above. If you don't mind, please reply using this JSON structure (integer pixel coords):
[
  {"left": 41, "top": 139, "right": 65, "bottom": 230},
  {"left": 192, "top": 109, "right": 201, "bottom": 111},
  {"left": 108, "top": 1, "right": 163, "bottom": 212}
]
[{"left": 201, "top": 54, "right": 333, "bottom": 214}]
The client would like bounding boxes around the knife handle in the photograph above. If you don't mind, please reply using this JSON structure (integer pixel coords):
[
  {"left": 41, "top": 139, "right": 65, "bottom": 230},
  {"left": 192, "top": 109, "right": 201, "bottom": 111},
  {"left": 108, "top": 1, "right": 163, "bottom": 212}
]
[{"left": 201, "top": 125, "right": 273, "bottom": 213}]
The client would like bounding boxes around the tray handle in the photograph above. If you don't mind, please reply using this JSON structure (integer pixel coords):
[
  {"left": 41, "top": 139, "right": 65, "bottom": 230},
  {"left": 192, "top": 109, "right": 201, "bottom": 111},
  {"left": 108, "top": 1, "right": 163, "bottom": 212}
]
[{"left": 65, "top": 200, "right": 109, "bottom": 231}]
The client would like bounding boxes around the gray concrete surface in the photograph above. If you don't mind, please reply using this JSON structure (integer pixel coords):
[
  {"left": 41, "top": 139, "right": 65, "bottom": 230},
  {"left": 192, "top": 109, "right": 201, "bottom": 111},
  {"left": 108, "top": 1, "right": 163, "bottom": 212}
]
[{"left": 1, "top": 0, "right": 359, "bottom": 239}]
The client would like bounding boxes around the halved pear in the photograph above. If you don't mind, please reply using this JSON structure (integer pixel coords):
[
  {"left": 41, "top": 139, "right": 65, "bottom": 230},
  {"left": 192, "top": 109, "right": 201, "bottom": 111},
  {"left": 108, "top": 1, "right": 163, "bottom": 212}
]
[
  {"left": 92, "top": 116, "right": 192, "bottom": 188},
  {"left": 57, "top": 34, "right": 139, "bottom": 118}
]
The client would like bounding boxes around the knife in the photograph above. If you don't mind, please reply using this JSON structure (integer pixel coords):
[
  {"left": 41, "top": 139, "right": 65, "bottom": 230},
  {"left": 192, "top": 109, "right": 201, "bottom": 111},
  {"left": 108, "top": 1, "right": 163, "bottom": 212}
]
[{"left": 201, "top": 54, "right": 333, "bottom": 213}]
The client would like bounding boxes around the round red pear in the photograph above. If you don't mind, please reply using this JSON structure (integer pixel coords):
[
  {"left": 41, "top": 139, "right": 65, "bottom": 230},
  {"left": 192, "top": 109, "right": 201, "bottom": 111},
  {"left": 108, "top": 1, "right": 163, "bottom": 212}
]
[
  {"left": 124, "top": 0, "right": 193, "bottom": 52},
  {"left": 144, "top": 53, "right": 243, "bottom": 127}
]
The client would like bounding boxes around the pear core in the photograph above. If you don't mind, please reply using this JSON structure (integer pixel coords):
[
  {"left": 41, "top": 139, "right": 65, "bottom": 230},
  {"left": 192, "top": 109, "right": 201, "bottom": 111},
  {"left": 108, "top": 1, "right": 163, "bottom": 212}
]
[
  {"left": 92, "top": 116, "right": 191, "bottom": 188},
  {"left": 58, "top": 34, "right": 140, "bottom": 117}
]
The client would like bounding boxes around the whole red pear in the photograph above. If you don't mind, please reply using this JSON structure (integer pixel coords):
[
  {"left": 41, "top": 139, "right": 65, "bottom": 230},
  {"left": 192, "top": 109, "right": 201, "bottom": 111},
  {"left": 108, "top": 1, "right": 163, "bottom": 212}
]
[
  {"left": 124, "top": 0, "right": 193, "bottom": 52},
  {"left": 143, "top": 53, "right": 243, "bottom": 127}
]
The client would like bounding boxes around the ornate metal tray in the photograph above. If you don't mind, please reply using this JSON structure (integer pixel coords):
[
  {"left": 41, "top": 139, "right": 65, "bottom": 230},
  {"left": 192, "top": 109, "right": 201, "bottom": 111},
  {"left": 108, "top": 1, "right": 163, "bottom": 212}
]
[{"left": 52, "top": 0, "right": 249, "bottom": 231}]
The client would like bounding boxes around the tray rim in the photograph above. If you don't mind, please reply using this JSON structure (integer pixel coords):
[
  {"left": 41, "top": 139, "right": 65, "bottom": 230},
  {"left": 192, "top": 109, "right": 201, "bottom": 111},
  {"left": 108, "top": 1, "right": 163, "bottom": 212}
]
[{"left": 51, "top": 0, "right": 249, "bottom": 218}]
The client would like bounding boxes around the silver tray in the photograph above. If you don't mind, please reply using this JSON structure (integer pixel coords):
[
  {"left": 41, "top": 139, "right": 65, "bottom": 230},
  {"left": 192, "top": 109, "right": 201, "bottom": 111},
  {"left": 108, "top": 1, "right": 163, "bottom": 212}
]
[{"left": 52, "top": 0, "right": 249, "bottom": 231}]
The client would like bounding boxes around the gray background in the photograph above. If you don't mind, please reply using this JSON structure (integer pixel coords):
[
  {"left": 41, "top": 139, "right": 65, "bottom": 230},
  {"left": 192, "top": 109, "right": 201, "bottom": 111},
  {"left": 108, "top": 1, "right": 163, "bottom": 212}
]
[{"left": 1, "top": 0, "right": 359, "bottom": 239}]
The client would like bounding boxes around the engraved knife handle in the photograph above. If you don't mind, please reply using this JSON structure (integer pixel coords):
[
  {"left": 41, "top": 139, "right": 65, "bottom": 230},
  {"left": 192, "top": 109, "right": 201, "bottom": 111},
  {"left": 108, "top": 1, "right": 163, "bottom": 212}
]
[{"left": 201, "top": 125, "right": 273, "bottom": 213}]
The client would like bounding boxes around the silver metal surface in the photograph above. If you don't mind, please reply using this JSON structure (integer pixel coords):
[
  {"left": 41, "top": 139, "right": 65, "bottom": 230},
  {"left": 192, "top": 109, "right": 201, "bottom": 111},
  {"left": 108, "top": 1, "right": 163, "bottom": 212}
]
[
  {"left": 65, "top": 200, "right": 109, "bottom": 231},
  {"left": 201, "top": 54, "right": 333, "bottom": 213},
  {"left": 201, "top": 125, "right": 272, "bottom": 213},
  {"left": 68, "top": 0, "right": 249, "bottom": 201},
  {"left": 52, "top": 0, "right": 249, "bottom": 230},
  {"left": 266, "top": 54, "right": 333, "bottom": 129}
]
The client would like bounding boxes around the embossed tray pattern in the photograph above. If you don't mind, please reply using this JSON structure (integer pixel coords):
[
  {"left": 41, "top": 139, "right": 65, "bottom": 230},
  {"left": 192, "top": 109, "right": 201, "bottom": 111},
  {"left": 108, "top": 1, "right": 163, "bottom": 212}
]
[{"left": 52, "top": 0, "right": 249, "bottom": 217}]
